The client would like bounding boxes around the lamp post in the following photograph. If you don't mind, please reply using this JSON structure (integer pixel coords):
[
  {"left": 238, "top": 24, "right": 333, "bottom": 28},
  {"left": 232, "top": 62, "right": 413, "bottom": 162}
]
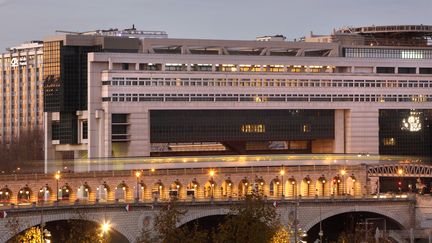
[
  {"left": 54, "top": 172, "right": 60, "bottom": 202},
  {"left": 135, "top": 171, "right": 141, "bottom": 201},
  {"left": 341, "top": 169, "right": 346, "bottom": 196},
  {"left": 319, "top": 201, "right": 323, "bottom": 242},
  {"left": 209, "top": 169, "right": 215, "bottom": 198},
  {"left": 397, "top": 168, "right": 403, "bottom": 193},
  {"left": 280, "top": 166, "right": 285, "bottom": 198}
]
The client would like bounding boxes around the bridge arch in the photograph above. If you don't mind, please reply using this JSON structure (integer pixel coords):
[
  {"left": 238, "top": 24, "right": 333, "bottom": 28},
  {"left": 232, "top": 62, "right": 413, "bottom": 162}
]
[
  {"left": 178, "top": 207, "right": 231, "bottom": 227},
  {"left": 1, "top": 212, "right": 134, "bottom": 243},
  {"left": 303, "top": 205, "right": 406, "bottom": 232}
]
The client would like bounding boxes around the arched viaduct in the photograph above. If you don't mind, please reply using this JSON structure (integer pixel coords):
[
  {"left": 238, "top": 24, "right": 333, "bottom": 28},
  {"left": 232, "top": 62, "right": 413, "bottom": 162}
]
[{"left": 0, "top": 198, "right": 415, "bottom": 242}]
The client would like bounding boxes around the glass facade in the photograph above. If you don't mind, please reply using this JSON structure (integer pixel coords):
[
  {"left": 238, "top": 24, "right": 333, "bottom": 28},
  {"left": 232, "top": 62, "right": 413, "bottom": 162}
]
[
  {"left": 44, "top": 41, "right": 102, "bottom": 144},
  {"left": 150, "top": 109, "right": 334, "bottom": 143},
  {"left": 344, "top": 48, "right": 432, "bottom": 59},
  {"left": 379, "top": 109, "right": 432, "bottom": 156},
  {"left": 43, "top": 41, "right": 61, "bottom": 112}
]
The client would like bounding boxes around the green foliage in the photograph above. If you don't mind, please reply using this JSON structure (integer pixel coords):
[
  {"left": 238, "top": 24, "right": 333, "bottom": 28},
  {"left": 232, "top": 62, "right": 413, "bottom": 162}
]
[
  {"left": 152, "top": 200, "right": 208, "bottom": 243},
  {"left": 214, "top": 194, "right": 280, "bottom": 243},
  {"left": 56, "top": 210, "right": 110, "bottom": 243},
  {"left": 7, "top": 226, "right": 43, "bottom": 243},
  {"left": 138, "top": 195, "right": 280, "bottom": 243},
  {"left": 270, "top": 227, "right": 291, "bottom": 243}
]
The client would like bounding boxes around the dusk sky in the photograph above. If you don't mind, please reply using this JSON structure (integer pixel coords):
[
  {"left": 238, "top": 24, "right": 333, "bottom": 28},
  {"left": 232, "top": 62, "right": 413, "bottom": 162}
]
[{"left": 0, "top": 0, "right": 431, "bottom": 50}]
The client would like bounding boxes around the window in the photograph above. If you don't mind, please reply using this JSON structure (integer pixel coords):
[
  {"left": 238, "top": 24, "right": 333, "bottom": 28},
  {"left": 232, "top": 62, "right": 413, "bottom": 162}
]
[
  {"left": 377, "top": 67, "right": 395, "bottom": 74},
  {"left": 112, "top": 114, "right": 129, "bottom": 141},
  {"left": 383, "top": 138, "right": 395, "bottom": 146},
  {"left": 419, "top": 68, "right": 432, "bottom": 74},
  {"left": 398, "top": 67, "right": 416, "bottom": 74},
  {"left": 82, "top": 121, "right": 88, "bottom": 140},
  {"left": 241, "top": 124, "right": 266, "bottom": 133}
]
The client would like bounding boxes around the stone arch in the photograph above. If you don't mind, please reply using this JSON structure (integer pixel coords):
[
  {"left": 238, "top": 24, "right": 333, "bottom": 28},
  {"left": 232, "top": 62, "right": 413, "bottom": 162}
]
[
  {"left": 178, "top": 207, "right": 231, "bottom": 227},
  {"left": 1, "top": 212, "right": 134, "bottom": 243},
  {"left": 303, "top": 205, "right": 406, "bottom": 232}
]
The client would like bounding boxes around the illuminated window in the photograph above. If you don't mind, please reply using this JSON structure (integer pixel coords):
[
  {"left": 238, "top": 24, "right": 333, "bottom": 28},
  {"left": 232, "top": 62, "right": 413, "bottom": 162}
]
[
  {"left": 291, "top": 65, "right": 302, "bottom": 72},
  {"left": 383, "top": 138, "right": 396, "bottom": 146},
  {"left": 411, "top": 95, "right": 427, "bottom": 103},
  {"left": 254, "top": 96, "right": 267, "bottom": 103},
  {"left": 302, "top": 124, "right": 311, "bottom": 133},
  {"left": 218, "top": 64, "right": 237, "bottom": 72},
  {"left": 241, "top": 124, "right": 266, "bottom": 133},
  {"left": 269, "top": 65, "right": 284, "bottom": 72}
]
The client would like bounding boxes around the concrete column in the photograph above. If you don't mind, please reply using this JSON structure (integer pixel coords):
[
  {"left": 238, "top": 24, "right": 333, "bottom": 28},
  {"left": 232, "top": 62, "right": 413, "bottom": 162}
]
[
  {"left": 128, "top": 112, "right": 150, "bottom": 157},
  {"left": 334, "top": 109, "right": 345, "bottom": 153},
  {"left": 97, "top": 109, "right": 105, "bottom": 158},
  {"left": 345, "top": 109, "right": 379, "bottom": 154},
  {"left": 44, "top": 112, "right": 55, "bottom": 173},
  {"left": 108, "top": 58, "right": 113, "bottom": 70},
  {"left": 103, "top": 106, "right": 112, "bottom": 158},
  {"left": 87, "top": 56, "right": 105, "bottom": 159}
]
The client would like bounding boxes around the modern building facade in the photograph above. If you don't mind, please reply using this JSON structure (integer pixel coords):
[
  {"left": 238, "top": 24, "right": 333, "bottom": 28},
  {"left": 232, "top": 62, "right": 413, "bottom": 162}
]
[
  {"left": 43, "top": 25, "right": 432, "bottom": 160},
  {"left": 0, "top": 42, "right": 44, "bottom": 144},
  {"left": 41, "top": 27, "right": 167, "bottom": 160}
]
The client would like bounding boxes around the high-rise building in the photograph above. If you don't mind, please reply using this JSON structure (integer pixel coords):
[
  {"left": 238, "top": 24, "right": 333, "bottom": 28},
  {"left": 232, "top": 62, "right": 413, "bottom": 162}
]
[
  {"left": 41, "top": 25, "right": 432, "bottom": 160},
  {"left": 41, "top": 27, "right": 167, "bottom": 160},
  {"left": 0, "top": 41, "right": 44, "bottom": 144}
]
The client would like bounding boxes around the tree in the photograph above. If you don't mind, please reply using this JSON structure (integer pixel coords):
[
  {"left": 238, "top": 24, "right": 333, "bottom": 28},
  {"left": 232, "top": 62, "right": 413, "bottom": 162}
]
[
  {"left": 0, "top": 128, "right": 44, "bottom": 173},
  {"left": 143, "top": 200, "right": 208, "bottom": 243},
  {"left": 214, "top": 194, "right": 280, "bottom": 243},
  {"left": 55, "top": 209, "right": 110, "bottom": 243},
  {"left": 270, "top": 227, "right": 291, "bottom": 243}
]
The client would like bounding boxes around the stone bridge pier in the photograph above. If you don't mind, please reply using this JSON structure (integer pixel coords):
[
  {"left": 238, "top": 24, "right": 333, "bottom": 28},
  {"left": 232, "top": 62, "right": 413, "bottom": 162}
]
[{"left": 0, "top": 198, "right": 415, "bottom": 242}]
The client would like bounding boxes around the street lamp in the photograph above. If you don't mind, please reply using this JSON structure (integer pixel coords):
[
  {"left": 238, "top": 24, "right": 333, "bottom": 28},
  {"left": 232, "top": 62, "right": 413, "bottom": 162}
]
[
  {"left": 209, "top": 169, "right": 215, "bottom": 198},
  {"left": 319, "top": 175, "right": 326, "bottom": 197},
  {"left": 209, "top": 169, "right": 215, "bottom": 177},
  {"left": 54, "top": 172, "right": 60, "bottom": 202},
  {"left": 100, "top": 221, "right": 111, "bottom": 240},
  {"left": 341, "top": 169, "right": 346, "bottom": 195},
  {"left": 305, "top": 175, "right": 311, "bottom": 197},
  {"left": 135, "top": 171, "right": 141, "bottom": 201},
  {"left": 280, "top": 167, "right": 285, "bottom": 198},
  {"left": 397, "top": 168, "right": 403, "bottom": 193}
]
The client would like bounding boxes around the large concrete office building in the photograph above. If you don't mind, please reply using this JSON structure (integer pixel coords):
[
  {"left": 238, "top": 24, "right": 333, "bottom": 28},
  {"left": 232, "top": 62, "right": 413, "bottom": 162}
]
[
  {"left": 43, "top": 25, "right": 432, "bottom": 160},
  {"left": 0, "top": 42, "right": 44, "bottom": 144}
]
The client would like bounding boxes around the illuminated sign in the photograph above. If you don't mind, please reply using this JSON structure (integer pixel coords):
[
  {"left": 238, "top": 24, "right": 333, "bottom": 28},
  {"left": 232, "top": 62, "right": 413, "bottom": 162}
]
[
  {"left": 401, "top": 110, "right": 422, "bottom": 132},
  {"left": 10, "top": 57, "right": 27, "bottom": 67}
]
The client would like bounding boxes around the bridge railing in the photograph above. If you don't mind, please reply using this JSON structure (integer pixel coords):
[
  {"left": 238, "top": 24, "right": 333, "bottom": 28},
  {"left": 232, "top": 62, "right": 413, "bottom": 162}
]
[{"left": 0, "top": 194, "right": 415, "bottom": 211}]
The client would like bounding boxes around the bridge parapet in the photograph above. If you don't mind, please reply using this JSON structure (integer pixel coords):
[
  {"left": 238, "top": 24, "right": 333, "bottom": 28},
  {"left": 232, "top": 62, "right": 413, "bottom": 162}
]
[
  {"left": 367, "top": 163, "right": 432, "bottom": 177},
  {"left": 0, "top": 165, "right": 368, "bottom": 207}
]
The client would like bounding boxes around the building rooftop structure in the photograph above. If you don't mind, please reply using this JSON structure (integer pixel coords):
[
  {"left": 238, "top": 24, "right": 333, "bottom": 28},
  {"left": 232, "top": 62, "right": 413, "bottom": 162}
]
[
  {"left": 56, "top": 25, "right": 168, "bottom": 39},
  {"left": 306, "top": 25, "right": 432, "bottom": 47}
]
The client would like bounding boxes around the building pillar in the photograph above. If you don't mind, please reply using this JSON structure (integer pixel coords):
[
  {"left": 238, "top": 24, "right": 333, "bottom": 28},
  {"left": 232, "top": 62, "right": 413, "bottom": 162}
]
[
  {"left": 345, "top": 109, "right": 379, "bottom": 154},
  {"left": 108, "top": 58, "right": 113, "bottom": 70},
  {"left": 128, "top": 112, "right": 150, "bottom": 157},
  {"left": 102, "top": 105, "right": 112, "bottom": 158},
  {"left": 334, "top": 109, "right": 345, "bottom": 153},
  {"left": 44, "top": 112, "right": 55, "bottom": 173}
]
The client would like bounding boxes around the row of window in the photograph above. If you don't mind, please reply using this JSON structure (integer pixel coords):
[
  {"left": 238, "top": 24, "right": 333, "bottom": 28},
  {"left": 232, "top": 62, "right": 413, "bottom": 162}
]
[
  {"left": 344, "top": 48, "right": 432, "bottom": 59},
  {"left": 104, "top": 93, "right": 432, "bottom": 103},
  {"left": 123, "top": 63, "right": 334, "bottom": 73},
  {"left": 103, "top": 78, "right": 432, "bottom": 88}
]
